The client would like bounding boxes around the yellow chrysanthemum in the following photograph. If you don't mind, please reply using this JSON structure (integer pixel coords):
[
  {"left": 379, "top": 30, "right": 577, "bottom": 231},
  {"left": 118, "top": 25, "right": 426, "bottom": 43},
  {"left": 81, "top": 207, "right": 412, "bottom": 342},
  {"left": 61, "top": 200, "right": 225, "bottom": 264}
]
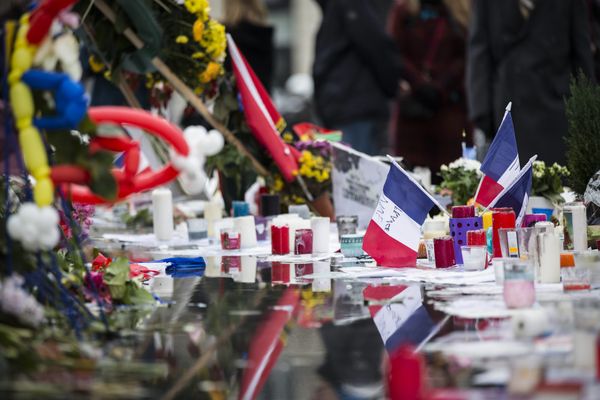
[
  {"left": 88, "top": 55, "right": 105, "bottom": 73},
  {"left": 184, "top": 0, "right": 209, "bottom": 15},
  {"left": 273, "top": 176, "right": 284, "bottom": 192},
  {"left": 176, "top": 35, "right": 189, "bottom": 44},
  {"left": 192, "top": 52, "right": 204, "bottom": 59},
  {"left": 193, "top": 19, "right": 204, "bottom": 42},
  {"left": 199, "top": 61, "right": 222, "bottom": 83},
  {"left": 200, "top": 20, "right": 227, "bottom": 59}
]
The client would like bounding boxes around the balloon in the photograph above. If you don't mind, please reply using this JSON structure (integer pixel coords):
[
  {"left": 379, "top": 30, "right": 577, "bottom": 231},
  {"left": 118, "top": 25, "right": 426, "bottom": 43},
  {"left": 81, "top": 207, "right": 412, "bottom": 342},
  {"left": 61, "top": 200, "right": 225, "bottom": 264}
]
[{"left": 27, "top": 0, "right": 78, "bottom": 45}]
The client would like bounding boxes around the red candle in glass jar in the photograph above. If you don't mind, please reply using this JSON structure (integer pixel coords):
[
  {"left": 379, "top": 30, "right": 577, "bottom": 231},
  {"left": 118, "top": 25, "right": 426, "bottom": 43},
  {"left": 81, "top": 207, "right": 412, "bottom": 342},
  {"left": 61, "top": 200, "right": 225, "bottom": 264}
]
[
  {"left": 467, "top": 229, "right": 487, "bottom": 246},
  {"left": 220, "top": 230, "right": 241, "bottom": 250},
  {"left": 492, "top": 208, "right": 516, "bottom": 257},
  {"left": 452, "top": 205, "right": 475, "bottom": 218},
  {"left": 271, "top": 225, "right": 290, "bottom": 255},
  {"left": 295, "top": 229, "right": 313, "bottom": 254},
  {"left": 434, "top": 236, "right": 455, "bottom": 268}
]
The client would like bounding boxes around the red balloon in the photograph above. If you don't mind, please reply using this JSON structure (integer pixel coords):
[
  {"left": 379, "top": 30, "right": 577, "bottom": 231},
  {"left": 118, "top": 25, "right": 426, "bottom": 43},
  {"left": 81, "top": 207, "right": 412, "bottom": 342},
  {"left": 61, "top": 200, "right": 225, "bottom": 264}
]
[
  {"left": 56, "top": 106, "right": 189, "bottom": 204},
  {"left": 27, "top": 0, "right": 78, "bottom": 45}
]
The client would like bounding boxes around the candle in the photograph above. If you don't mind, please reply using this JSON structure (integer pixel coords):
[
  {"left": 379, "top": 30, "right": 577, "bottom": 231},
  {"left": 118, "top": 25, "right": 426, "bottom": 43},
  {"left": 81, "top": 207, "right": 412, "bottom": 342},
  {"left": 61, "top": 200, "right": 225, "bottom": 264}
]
[
  {"left": 538, "top": 231, "right": 561, "bottom": 283},
  {"left": 254, "top": 216, "right": 268, "bottom": 241},
  {"left": 220, "top": 230, "right": 241, "bottom": 250},
  {"left": 187, "top": 218, "right": 208, "bottom": 240},
  {"left": 482, "top": 211, "right": 493, "bottom": 230},
  {"left": 522, "top": 213, "right": 547, "bottom": 228},
  {"left": 503, "top": 260, "right": 535, "bottom": 309},
  {"left": 271, "top": 224, "right": 290, "bottom": 255},
  {"left": 452, "top": 205, "right": 475, "bottom": 218},
  {"left": 232, "top": 201, "right": 250, "bottom": 217},
  {"left": 233, "top": 216, "right": 257, "bottom": 249},
  {"left": 461, "top": 245, "right": 487, "bottom": 271},
  {"left": 467, "top": 229, "right": 487, "bottom": 246},
  {"left": 563, "top": 202, "right": 587, "bottom": 252},
  {"left": 295, "top": 229, "right": 313, "bottom": 254},
  {"left": 311, "top": 217, "right": 330, "bottom": 254},
  {"left": 433, "top": 236, "right": 455, "bottom": 268},
  {"left": 288, "top": 204, "right": 310, "bottom": 219},
  {"left": 260, "top": 194, "right": 280, "bottom": 216},
  {"left": 492, "top": 208, "right": 516, "bottom": 258},
  {"left": 423, "top": 219, "right": 447, "bottom": 263},
  {"left": 204, "top": 200, "right": 223, "bottom": 238},
  {"left": 152, "top": 188, "right": 174, "bottom": 241}
]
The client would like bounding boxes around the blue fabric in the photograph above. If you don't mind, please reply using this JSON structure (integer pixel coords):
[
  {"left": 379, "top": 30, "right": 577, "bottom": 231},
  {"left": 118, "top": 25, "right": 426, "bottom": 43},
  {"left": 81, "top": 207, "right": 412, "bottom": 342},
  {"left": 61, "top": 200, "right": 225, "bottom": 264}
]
[
  {"left": 335, "top": 120, "right": 383, "bottom": 156},
  {"left": 492, "top": 159, "right": 534, "bottom": 225},
  {"left": 382, "top": 163, "right": 435, "bottom": 225}
]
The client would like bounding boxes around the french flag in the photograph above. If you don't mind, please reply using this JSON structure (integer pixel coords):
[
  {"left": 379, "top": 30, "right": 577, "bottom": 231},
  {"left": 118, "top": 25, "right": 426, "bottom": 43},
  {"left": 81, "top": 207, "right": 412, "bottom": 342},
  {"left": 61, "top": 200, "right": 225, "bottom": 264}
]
[
  {"left": 474, "top": 103, "right": 521, "bottom": 207},
  {"left": 489, "top": 155, "right": 537, "bottom": 227},
  {"left": 362, "top": 158, "right": 440, "bottom": 267}
]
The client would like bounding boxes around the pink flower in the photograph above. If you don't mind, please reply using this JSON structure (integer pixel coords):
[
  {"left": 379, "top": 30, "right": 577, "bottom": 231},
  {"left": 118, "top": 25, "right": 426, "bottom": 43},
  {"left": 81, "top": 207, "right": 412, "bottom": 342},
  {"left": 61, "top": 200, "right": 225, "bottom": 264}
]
[{"left": 84, "top": 272, "right": 111, "bottom": 305}]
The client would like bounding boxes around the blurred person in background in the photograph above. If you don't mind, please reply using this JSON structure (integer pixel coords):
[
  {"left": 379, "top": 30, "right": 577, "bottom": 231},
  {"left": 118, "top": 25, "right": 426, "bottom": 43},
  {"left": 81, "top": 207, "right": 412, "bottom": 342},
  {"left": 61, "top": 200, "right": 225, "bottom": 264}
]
[
  {"left": 589, "top": 0, "right": 600, "bottom": 80},
  {"left": 388, "top": 0, "right": 472, "bottom": 180},
  {"left": 313, "top": 0, "right": 402, "bottom": 156},
  {"left": 223, "top": 0, "right": 274, "bottom": 93},
  {"left": 467, "top": 0, "right": 595, "bottom": 165}
]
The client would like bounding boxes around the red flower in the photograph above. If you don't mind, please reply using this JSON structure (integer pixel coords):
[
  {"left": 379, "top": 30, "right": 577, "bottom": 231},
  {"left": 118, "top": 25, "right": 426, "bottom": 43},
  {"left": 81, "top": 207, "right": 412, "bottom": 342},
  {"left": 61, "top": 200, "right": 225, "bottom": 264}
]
[{"left": 92, "top": 253, "right": 112, "bottom": 272}]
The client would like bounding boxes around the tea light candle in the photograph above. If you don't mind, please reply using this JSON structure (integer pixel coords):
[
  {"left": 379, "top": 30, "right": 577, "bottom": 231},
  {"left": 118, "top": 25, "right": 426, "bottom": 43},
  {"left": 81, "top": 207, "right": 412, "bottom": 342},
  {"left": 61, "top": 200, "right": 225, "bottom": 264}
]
[
  {"left": 233, "top": 216, "right": 257, "bottom": 248},
  {"left": 452, "top": 205, "right": 475, "bottom": 218},
  {"left": 295, "top": 229, "right": 313, "bottom": 254},
  {"left": 538, "top": 231, "right": 561, "bottom": 283},
  {"left": 467, "top": 229, "right": 487, "bottom": 246},
  {"left": 220, "top": 229, "right": 241, "bottom": 250},
  {"left": 152, "top": 188, "right": 174, "bottom": 241},
  {"left": 232, "top": 201, "right": 250, "bottom": 217},
  {"left": 271, "top": 224, "right": 290, "bottom": 255},
  {"left": 260, "top": 194, "right": 280, "bottom": 216},
  {"left": 311, "top": 217, "right": 330, "bottom": 254},
  {"left": 434, "top": 236, "right": 455, "bottom": 268},
  {"left": 492, "top": 208, "right": 516, "bottom": 258}
]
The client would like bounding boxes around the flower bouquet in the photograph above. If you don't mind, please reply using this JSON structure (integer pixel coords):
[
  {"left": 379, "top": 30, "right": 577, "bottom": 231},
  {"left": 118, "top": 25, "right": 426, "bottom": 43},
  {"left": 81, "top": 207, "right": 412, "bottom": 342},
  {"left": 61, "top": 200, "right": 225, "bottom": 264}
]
[{"left": 438, "top": 158, "right": 482, "bottom": 206}]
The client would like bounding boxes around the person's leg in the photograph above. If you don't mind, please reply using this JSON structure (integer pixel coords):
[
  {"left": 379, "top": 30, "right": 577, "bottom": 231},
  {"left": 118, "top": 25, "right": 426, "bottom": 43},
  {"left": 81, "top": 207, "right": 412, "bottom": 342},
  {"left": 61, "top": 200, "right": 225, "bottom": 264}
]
[{"left": 335, "top": 120, "right": 379, "bottom": 155}]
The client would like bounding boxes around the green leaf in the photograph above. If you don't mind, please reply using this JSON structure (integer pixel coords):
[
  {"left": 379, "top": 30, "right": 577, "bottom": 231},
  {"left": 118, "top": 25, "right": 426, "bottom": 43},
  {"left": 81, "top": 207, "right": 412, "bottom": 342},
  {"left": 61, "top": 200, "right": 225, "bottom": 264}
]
[
  {"left": 124, "top": 282, "right": 155, "bottom": 304},
  {"left": 103, "top": 257, "right": 130, "bottom": 287}
]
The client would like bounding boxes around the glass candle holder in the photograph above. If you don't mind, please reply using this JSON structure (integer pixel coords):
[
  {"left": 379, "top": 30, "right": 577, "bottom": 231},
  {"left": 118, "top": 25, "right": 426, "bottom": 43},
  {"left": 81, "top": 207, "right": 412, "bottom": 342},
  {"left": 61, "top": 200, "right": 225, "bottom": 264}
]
[
  {"left": 574, "top": 251, "right": 600, "bottom": 288},
  {"left": 492, "top": 208, "right": 516, "bottom": 258},
  {"left": 461, "top": 245, "right": 488, "bottom": 271},
  {"left": 187, "top": 218, "right": 208, "bottom": 240},
  {"left": 434, "top": 236, "right": 455, "bottom": 268},
  {"left": 503, "top": 260, "right": 535, "bottom": 309},
  {"left": 294, "top": 229, "right": 313, "bottom": 254},
  {"left": 498, "top": 228, "right": 520, "bottom": 258},
  {"left": 340, "top": 234, "right": 365, "bottom": 257},
  {"left": 220, "top": 229, "right": 241, "bottom": 250},
  {"left": 289, "top": 204, "right": 310, "bottom": 219},
  {"left": 337, "top": 215, "right": 358, "bottom": 237},
  {"left": 271, "top": 225, "right": 290, "bottom": 255}
]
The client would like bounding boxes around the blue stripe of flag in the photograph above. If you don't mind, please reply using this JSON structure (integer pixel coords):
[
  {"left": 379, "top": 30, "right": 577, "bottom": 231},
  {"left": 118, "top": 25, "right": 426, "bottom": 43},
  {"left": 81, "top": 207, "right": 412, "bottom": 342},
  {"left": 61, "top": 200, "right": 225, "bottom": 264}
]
[
  {"left": 480, "top": 111, "right": 519, "bottom": 181},
  {"left": 382, "top": 164, "right": 435, "bottom": 225},
  {"left": 384, "top": 306, "right": 435, "bottom": 353},
  {"left": 493, "top": 161, "right": 533, "bottom": 220}
]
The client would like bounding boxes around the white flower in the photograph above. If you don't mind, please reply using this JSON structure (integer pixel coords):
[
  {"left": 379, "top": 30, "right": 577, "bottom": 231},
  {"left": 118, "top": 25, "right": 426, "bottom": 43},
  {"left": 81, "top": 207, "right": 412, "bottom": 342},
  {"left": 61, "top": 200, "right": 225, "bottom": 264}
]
[
  {"left": 7, "top": 203, "right": 61, "bottom": 251},
  {"left": 0, "top": 275, "right": 45, "bottom": 327}
]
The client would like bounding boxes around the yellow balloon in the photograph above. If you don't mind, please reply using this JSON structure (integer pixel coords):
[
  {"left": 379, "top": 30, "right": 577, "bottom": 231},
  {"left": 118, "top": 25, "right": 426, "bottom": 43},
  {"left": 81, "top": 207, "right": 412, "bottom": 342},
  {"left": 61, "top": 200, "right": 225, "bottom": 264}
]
[
  {"left": 10, "top": 47, "right": 32, "bottom": 72},
  {"left": 19, "top": 126, "right": 49, "bottom": 172},
  {"left": 9, "top": 82, "right": 33, "bottom": 122},
  {"left": 34, "top": 178, "right": 54, "bottom": 207}
]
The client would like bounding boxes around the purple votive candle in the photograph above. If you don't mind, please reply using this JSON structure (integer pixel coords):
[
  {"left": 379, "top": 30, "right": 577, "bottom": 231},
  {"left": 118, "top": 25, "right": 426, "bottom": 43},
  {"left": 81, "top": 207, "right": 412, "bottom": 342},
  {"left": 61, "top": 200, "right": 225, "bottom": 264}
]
[
  {"left": 254, "top": 216, "right": 268, "bottom": 241},
  {"left": 294, "top": 229, "right": 313, "bottom": 255},
  {"left": 452, "top": 205, "right": 475, "bottom": 219},
  {"left": 522, "top": 213, "right": 547, "bottom": 228},
  {"left": 434, "top": 236, "right": 455, "bottom": 268}
]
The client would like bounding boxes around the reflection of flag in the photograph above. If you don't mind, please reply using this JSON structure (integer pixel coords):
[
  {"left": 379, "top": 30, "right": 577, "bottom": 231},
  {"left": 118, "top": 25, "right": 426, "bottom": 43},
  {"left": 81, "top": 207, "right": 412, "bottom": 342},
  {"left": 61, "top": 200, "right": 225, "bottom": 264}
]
[
  {"left": 489, "top": 156, "right": 537, "bottom": 226},
  {"left": 364, "top": 285, "right": 434, "bottom": 354},
  {"left": 239, "top": 288, "right": 299, "bottom": 400},
  {"left": 475, "top": 103, "right": 521, "bottom": 207},
  {"left": 362, "top": 159, "right": 437, "bottom": 267},
  {"left": 227, "top": 34, "right": 299, "bottom": 182}
]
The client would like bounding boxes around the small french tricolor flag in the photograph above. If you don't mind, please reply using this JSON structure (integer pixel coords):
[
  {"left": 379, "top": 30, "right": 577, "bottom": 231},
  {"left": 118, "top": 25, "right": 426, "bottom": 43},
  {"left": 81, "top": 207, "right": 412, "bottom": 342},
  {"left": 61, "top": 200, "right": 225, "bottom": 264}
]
[
  {"left": 474, "top": 102, "right": 521, "bottom": 207},
  {"left": 362, "top": 157, "right": 443, "bottom": 267}
]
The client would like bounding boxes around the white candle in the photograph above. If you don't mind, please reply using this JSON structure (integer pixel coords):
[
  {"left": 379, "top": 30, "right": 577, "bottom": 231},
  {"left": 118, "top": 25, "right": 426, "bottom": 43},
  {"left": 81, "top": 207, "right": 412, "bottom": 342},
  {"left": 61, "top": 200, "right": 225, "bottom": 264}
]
[
  {"left": 234, "top": 216, "right": 257, "bottom": 248},
  {"left": 204, "top": 200, "right": 223, "bottom": 238},
  {"left": 311, "top": 217, "right": 330, "bottom": 254},
  {"left": 563, "top": 202, "right": 588, "bottom": 252},
  {"left": 152, "top": 188, "right": 173, "bottom": 241},
  {"left": 538, "top": 232, "right": 560, "bottom": 283}
]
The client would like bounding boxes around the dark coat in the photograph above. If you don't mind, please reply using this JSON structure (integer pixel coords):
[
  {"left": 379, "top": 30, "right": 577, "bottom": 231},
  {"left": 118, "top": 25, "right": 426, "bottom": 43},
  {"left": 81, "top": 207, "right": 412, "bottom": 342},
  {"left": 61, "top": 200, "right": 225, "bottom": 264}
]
[
  {"left": 313, "top": 0, "right": 402, "bottom": 127},
  {"left": 467, "top": 0, "right": 595, "bottom": 165}
]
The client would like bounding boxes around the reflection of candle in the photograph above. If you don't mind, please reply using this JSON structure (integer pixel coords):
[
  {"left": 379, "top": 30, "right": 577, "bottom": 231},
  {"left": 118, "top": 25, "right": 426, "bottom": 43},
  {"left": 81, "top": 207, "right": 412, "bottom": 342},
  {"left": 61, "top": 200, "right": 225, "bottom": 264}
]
[
  {"left": 233, "top": 216, "right": 257, "bottom": 248},
  {"left": 152, "top": 188, "right": 173, "bottom": 241},
  {"left": 311, "top": 217, "right": 330, "bottom": 254},
  {"left": 295, "top": 229, "right": 313, "bottom": 254},
  {"left": 237, "top": 256, "right": 257, "bottom": 283},
  {"left": 434, "top": 237, "right": 455, "bottom": 268},
  {"left": 452, "top": 205, "right": 475, "bottom": 218},
  {"left": 467, "top": 230, "right": 487, "bottom": 246},
  {"left": 271, "top": 224, "right": 290, "bottom": 254},
  {"left": 312, "top": 261, "right": 331, "bottom": 292},
  {"left": 492, "top": 208, "right": 516, "bottom": 257}
]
